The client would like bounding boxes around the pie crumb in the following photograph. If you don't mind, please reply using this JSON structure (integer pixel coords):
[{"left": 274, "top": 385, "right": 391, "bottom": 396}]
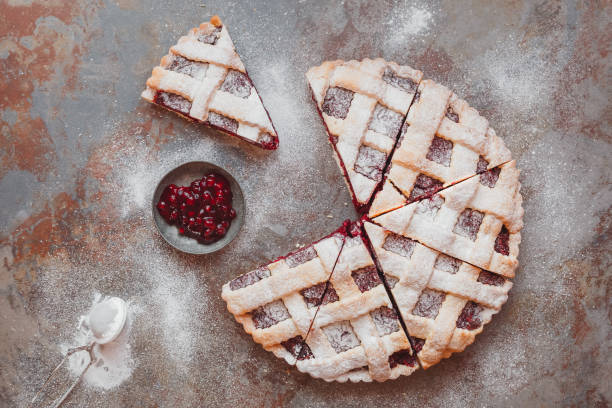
[{"left": 210, "top": 15, "right": 222, "bottom": 27}]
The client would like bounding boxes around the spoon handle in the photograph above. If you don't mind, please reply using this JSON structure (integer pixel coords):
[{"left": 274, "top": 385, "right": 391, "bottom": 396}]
[{"left": 29, "top": 343, "right": 95, "bottom": 408}]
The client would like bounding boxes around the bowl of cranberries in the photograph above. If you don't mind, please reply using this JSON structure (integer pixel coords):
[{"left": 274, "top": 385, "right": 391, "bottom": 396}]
[{"left": 152, "top": 161, "right": 244, "bottom": 254}]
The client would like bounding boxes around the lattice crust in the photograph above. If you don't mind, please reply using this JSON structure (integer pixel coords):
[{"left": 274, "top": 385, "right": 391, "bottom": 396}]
[
  {"left": 373, "top": 161, "right": 523, "bottom": 278},
  {"left": 296, "top": 234, "right": 418, "bottom": 382},
  {"left": 368, "top": 79, "right": 513, "bottom": 217},
  {"left": 221, "top": 231, "right": 345, "bottom": 365},
  {"left": 141, "top": 16, "right": 278, "bottom": 149},
  {"left": 306, "top": 59, "right": 423, "bottom": 209},
  {"left": 364, "top": 221, "right": 513, "bottom": 369}
]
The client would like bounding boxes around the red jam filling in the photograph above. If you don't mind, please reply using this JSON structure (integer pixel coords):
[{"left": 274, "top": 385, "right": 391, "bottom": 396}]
[
  {"left": 453, "top": 208, "right": 484, "bottom": 241},
  {"left": 479, "top": 167, "right": 501, "bottom": 188},
  {"left": 371, "top": 307, "right": 400, "bottom": 336},
  {"left": 445, "top": 106, "right": 459, "bottom": 122},
  {"left": 412, "top": 338, "right": 426, "bottom": 353},
  {"left": 354, "top": 146, "right": 387, "bottom": 182},
  {"left": 351, "top": 265, "right": 382, "bottom": 292},
  {"left": 434, "top": 253, "right": 461, "bottom": 274},
  {"left": 229, "top": 266, "right": 270, "bottom": 291},
  {"left": 426, "top": 136, "right": 454, "bottom": 167},
  {"left": 383, "top": 233, "right": 416, "bottom": 258},
  {"left": 167, "top": 55, "right": 208, "bottom": 80},
  {"left": 456, "top": 301, "right": 483, "bottom": 330},
  {"left": 252, "top": 300, "right": 290, "bottom": 329},
  {"left": 301, "top": 282, "right": 339, "bottom": 308},
  {"left": 220, "top": 70, "right": 252, "bottom": 98},
  {"left": 477, "top": 270, "right": 506, "bottom": 286},
  {"left": 258, "top": 132, "right": 278, "bottom": 150},
  {"left": 494, "top": 225, "right": 510, "bottom": 255},
  {"left": 476, "top": 156, "right": 489, "bottom": 173},
  {"left": 282, "top": 336, "right": 313, "bottom": 360},
  {"left": 412, "top": 289, "right": 446, "bottom": 319},
  {"left": 382, "top": 67, "right": 418, "bottom": 93},
  {"left": 476, "top": 156, "right": 501, "bottom": 188},
  {"left": 156, "top": 173, "right": 237, "bottom": 244},
  {"left": 408, "top": 173, "right": 444, "bottom": 202},
  {"left": 207, "top": 111, "right": 239, "bottom": 133},
  {"left": 154, "top": 91, "right": 192, "bottom": 115},
  {"left": 285, "top": 246, "right": 317, "bottom": 268},
  {"left": 389, "top": 349, "right": 417, "bottom": 368},
  {"left": 197, "top": 26, "right": 222, "bottom": 45},
  {"left": 368, "top": 104, "right": 403, "bottom": 138},
  {"left": 322, "top": 87, "right": 354, "bottom": 119}
]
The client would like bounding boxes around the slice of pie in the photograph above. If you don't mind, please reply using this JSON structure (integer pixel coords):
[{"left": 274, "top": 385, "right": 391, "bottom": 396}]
[
  {"left": 364, "top": 221, "right": 513, "bottom": 369},
  {"left": 372, "top": 161, "right": 523, "bottom": 278},
  {"left": 221, "top": 224, "right": 347, "bottom": 365},
  {"left": 306, "top": 59, "right": 423, "bottom": 212},
  {"left": 368, "top": 79, "right": 512, "bottom": 217},
  {"left": 295, "top": 224, "right": 418, "bottom": 382},
  {"left": 142, "top": 16, "right": 279, "bottom": 150}
]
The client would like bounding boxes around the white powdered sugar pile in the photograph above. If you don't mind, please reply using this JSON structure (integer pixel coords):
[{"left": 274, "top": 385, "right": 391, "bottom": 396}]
[{"left": 64, "top": 293, "right": 135, "bottom": 390}]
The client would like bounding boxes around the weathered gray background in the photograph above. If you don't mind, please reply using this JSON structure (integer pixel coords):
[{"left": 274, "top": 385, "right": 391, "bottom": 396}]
[{"left": 1, "top": 0, "right": 610, "bottom": 406}]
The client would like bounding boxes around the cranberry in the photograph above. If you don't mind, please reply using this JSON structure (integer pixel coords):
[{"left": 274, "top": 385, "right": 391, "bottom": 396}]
[
  {"left": 202, "top": 191, "right": 213, "bottom": 203},
  {"left": 156, "top": 173, "right": 237, "bottom": 244},
  {"left": 190, "top": 181, "right": 202, "bottom": 193},
  {"left": 205, "top": 205, "right": 216, "bottom": 216}
]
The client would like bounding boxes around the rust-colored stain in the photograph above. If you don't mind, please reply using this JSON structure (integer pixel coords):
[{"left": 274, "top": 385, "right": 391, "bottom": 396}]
[{"left": 0, "top": 0, "right": 101, "bottom": 180}]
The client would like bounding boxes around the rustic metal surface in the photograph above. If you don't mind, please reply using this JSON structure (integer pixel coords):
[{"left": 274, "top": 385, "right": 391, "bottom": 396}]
[{"left": 1, "top": 0, "right": 610, "bottom": 406}]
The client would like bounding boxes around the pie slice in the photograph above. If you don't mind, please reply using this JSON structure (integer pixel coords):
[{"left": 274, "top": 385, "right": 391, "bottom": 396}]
[
  {"left": 142, "top": 16, "right": 279, "bottom": 150},
  {"left": 364, "top": 221, "right": 513, "bottom": 369},
  {"left": 306, "top": 59, "right": 423, "bottom": 212},
  {"left": 221, "top": 224, "right": 347, "bottom": 365},
  {"left": 372, "top": 161, "right": 523, "bottom": 278},
  {"left": 295, "top": 224, "right": 418, "bottom": 382},
  {"left": 368, "top": 79, "right": 512, "bottom": 217}
]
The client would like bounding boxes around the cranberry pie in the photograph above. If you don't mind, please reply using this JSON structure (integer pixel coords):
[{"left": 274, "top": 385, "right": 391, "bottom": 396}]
[
  {"left": 364, "top": 221, "right": 513, "bottom": 368},
  {"left": 296, "top": 226, "right": 418, "bottom": 382},
  {"left": 221, "top": 60, "right": 524, "bottom": 382},
  {"left": 142, "top": 16, "right": 279, "bottom": 149},
  {"left": 306, "top": 59, "right": 423, "bottom": 212},
  {"left": 221, "top": 225, "right": 346, "bottom": 365}
]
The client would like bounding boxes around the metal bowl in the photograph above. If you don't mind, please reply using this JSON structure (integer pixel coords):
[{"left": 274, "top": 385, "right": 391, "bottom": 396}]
[{"left": 152, "top": 161, "right": 245, "bottom": 254}]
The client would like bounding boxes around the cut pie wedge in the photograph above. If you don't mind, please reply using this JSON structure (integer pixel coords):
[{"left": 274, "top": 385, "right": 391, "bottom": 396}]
[
  {"left": 372, "top": 161, "right": 523, "bottom": 278},
  {"left": 368, "top": 80, "right": 512, "bottom": 217},
  {"left": 142, "top": 16, "right": 279, "bottom": 150},
  {"left": 295, "top": 223, "right": 418, "bottom": 382},
  {"left": 221, "top": 224, "right": 347, "bottom": 365},
  {"left": 364, "top": 221, "right": 513, "bottom": 369},
  {"left": 306, "top": 59, "right": 423, "bottom": 212}
]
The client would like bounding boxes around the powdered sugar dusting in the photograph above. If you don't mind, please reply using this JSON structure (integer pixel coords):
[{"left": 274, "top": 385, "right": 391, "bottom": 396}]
[
  {"left": 63, "top": 293, "right": 135, "bottom": 390},
  {"left": 385, "top": 5, "right": 434, "bottom": 47}
]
